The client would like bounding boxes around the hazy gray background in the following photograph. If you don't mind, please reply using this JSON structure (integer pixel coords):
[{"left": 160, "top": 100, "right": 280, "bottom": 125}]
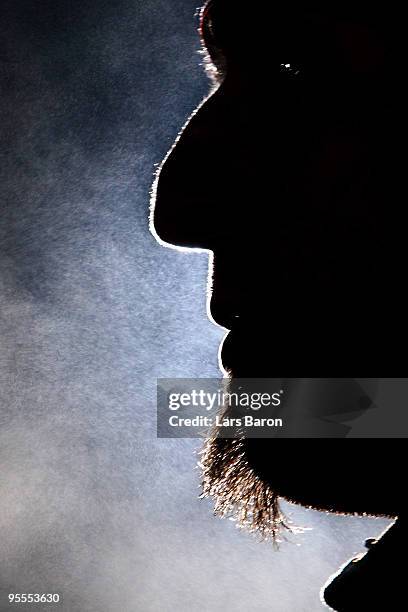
[{"left": 0, "top": 2, "right": 391, "bottom": 610}]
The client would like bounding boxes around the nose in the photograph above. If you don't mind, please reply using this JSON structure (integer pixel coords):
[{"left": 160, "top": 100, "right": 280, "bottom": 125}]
[
  {"left": 151, "top": 83, "right": 241, "bottom": 250},
  {"left": 153, "top": 92, "right": 214, "bottom": 249}
]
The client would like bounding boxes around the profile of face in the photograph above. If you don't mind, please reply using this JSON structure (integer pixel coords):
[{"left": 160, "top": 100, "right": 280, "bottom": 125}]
[{"left": 152, "top": 1, "right": 404, "bottom": 530}]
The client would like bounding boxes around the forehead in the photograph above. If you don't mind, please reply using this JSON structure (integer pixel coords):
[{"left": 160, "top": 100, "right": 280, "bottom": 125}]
[{"left": 201, "top": 1, "right": 389, "bottom": 47}]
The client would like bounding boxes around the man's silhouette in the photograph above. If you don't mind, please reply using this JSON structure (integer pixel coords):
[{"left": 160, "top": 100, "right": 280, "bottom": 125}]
[{"left": 152, "top": 1, "right": 405, "bottom": 608}]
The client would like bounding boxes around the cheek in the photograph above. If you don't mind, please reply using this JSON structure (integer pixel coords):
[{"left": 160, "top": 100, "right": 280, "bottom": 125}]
[{"left": 336, "top": 22, "right": 386, "bottom": 73}]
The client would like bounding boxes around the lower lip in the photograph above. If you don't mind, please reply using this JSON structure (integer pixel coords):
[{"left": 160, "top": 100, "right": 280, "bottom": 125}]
[
  {"left": 219, "top": 330, "right": 234, "bottom": 375},
  {"left": 220, "top": 328, "right": 265, "bottom": 377}
]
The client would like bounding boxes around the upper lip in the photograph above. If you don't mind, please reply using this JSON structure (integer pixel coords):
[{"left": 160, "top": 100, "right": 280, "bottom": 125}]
[
  {"left": 210, "top": 305, "right": 240, "bottom": 332},
  {"left": 208, "top": 280, "right": 246, "bottom": 331}
]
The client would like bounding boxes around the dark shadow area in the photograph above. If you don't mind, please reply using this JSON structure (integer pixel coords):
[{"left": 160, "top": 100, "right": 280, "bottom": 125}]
[{"left": 153, "top": 2, "right": 406, "bottom": 608}]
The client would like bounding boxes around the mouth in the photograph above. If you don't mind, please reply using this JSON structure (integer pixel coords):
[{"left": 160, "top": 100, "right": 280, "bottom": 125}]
[
  {"left": 220, "top": 329, "right": 241, "bottom": 377},
  {"left": 220, "top": 325, "right": 273, "bottom": 378}
]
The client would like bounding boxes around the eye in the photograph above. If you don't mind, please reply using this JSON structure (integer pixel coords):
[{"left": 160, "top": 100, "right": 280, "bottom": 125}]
[{"left": 280, "top": 63, "right": 301, "bottom": 77}]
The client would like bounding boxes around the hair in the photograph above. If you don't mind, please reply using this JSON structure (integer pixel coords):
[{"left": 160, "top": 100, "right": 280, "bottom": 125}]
[
  {"left": 198, "top": 381, "right": 299, "bottom": 544},
  {"left": 199, "top": 434, "right": 298, "bottom": 544}
]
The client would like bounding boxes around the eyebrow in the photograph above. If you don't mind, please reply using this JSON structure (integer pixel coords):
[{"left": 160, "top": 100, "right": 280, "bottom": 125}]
[{"left": 199, "top": 2, "right": 227, "bottom": 84}]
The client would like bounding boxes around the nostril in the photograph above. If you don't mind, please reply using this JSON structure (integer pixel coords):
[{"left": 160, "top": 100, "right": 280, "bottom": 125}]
[
  {"left": 153, "top": 201, "right": 211, "bottom": 249},
  {"left": 152, "top": 160, "right": 215, "bottom": 249},
  {"left": 151, "top": 204, "right": 179, "bottom": 247},
  {"left": 151, "top": 179, "right": 193, "bottom": 247}
]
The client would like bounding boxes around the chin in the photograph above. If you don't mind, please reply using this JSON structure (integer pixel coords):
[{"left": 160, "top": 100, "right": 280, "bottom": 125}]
[{"left": 245, "top": 436, "right": 402, "bottom": 518}]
